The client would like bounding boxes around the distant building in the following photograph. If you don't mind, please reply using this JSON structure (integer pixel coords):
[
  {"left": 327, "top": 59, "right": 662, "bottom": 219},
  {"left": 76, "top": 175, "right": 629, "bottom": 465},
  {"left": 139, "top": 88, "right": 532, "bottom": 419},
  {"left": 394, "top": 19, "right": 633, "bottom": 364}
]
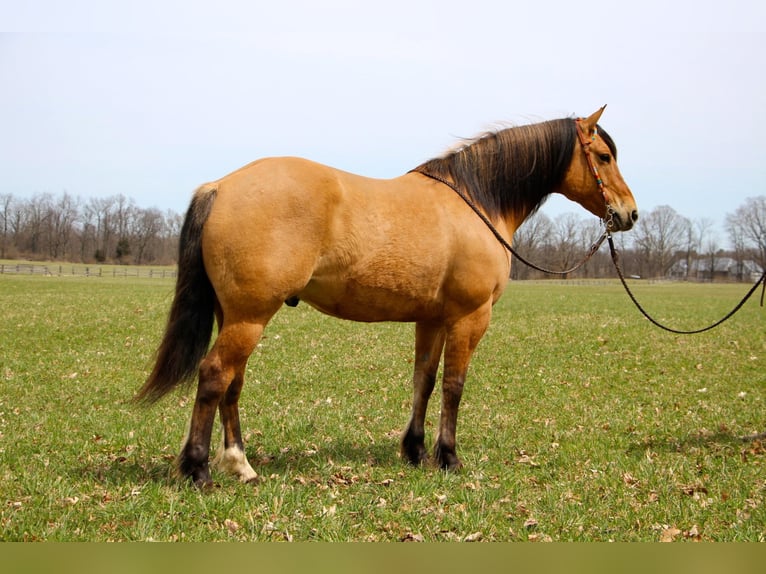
[{"left": 668, "top": 257, "right": 763, "bottom": 282}]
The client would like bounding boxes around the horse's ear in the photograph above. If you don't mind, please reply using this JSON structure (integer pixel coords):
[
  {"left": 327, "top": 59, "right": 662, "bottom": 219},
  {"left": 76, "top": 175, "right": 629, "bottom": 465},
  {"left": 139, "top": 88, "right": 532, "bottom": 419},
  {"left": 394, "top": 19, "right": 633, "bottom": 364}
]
[{"left": 580, "top": 105, "right": 607, "bottom": 135}]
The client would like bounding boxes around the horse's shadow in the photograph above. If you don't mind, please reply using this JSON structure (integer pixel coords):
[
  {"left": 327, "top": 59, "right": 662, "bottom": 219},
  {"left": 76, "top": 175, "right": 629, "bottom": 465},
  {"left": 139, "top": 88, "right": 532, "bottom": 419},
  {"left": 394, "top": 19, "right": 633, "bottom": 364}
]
[
  {"left": 80, "top": 438, "right": 406, "bottom": 488},
  {"left": 88, "top": 430, "right": 766, "bottom": 488},
  {"left": 258, "top": 439, "right": 400, "bottom": 471},
  {"left": 75, "top": 456, "right": 175, "bottom": 488}
]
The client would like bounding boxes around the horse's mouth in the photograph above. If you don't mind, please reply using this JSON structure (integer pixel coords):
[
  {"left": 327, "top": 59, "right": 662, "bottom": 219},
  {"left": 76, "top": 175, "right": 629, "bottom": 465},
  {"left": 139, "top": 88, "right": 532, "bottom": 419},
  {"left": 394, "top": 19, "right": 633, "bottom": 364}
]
[{"left": 610, "top": 208, "right": 638, "bottom": 232}]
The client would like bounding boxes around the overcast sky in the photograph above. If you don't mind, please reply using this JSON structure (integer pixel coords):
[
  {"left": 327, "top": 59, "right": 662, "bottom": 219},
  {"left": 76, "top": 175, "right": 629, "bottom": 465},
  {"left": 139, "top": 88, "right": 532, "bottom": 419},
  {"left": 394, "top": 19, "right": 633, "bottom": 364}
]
[{"left": 2, "top": 1, "right": 765, "bottom": 242}]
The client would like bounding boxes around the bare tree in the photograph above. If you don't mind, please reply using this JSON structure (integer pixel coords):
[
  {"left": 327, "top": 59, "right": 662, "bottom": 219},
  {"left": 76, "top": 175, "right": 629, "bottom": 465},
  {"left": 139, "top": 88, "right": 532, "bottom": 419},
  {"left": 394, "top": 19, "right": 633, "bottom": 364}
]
[
  {"left": 8, "top": 197, "right": 26, "bottom": 255},
  {"left": 47, "top": 192, "right": 80, "bottom": 259},
  {"left": 24, "top": 193, "right": 53, "bottom": 255},
  {"left": 725, "top": 211, "right": 749, "bottom": 281},
  {"left": 76, "top": 207, "right": 96, "bottom": 262},
  {"left": 511, "top": 212, "right": 552, "bottom": 279},
  {"left": 727, "top": 196, "right": 766, "bottom": 269},
  {"left": 577, "top": 217, "right": 611, "bottom": 277},
  {"left": 0, "top": 193, "right": 14, "bottom": 258},
  {"left": 632, "top": 205, "right": 690, "bottom": 278},
  {"left": 87, "top": 196, "right": 116, "bottom": 262},
  {"left": 676, "top": 217, "right": 714, "bottom": 280},
  {"left": 549, "top": 213, "right": 582, "bottom": 277},
  {"left": 131, "top": 207, "right": 163, "bottom": 264},
  {"left": 160, "top": 209, "right": 183, "bottom": 264}
]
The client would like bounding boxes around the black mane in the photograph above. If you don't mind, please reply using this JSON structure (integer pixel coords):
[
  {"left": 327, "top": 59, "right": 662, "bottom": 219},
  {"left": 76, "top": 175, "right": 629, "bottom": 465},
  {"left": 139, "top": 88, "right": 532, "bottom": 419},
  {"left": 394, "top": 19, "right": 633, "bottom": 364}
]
[{"left": 414, "top": 118, "right": 616, "bottom": 219}]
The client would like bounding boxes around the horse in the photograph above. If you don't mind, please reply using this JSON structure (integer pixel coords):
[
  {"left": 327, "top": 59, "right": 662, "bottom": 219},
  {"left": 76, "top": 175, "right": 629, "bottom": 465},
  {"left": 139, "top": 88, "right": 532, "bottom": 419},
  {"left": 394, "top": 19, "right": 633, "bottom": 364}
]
[{"left": 136, "top": 106, "right": 638, "bottom": 487}]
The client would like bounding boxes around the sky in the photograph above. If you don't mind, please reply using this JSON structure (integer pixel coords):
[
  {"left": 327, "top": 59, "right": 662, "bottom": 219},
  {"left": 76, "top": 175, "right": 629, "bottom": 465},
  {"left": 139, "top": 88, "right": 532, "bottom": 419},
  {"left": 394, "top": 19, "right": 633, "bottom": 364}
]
[{"left": 2, "top": 1, "right": 765, "bottom": 243}]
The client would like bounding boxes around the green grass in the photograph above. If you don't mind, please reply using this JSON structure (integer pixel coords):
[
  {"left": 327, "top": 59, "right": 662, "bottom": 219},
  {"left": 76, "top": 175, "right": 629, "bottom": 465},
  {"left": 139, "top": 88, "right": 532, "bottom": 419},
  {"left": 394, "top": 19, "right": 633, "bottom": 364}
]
[{"left": 0, "top": 275, "right": 764, "bottom": 541}]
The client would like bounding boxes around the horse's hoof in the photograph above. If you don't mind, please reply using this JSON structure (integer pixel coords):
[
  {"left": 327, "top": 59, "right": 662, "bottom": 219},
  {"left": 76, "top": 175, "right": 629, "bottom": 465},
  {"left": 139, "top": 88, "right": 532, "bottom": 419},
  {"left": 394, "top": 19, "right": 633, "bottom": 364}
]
[
  {"left": 403, "top": 453, "right": 429, "bottom": 467},
  {"left": 192, "top": 477, "right": 215, "bottom": 490},
  {"left": 177, "top": 462, "right": 213, "bottom": 489},
  {"left": 401, "top": 428, "right": 429, "bottom": 466},
  {"left": 434, "top": 444, "right": 462, "bottom": 471},
  {"left": 441, "top": 459, "right": 463, "bottom": 471}
]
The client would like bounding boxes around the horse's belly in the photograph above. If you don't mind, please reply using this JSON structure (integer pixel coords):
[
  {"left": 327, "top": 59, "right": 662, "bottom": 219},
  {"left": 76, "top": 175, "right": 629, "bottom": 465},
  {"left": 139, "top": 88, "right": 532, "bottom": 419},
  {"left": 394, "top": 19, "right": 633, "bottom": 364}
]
[{"left": 299, "top": 275, "right": 441, "bottom": 323}]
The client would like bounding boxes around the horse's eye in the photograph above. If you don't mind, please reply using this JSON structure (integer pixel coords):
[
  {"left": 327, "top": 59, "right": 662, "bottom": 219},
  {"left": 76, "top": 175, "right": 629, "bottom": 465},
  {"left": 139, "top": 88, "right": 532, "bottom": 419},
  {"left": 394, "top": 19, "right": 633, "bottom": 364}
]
[{"left": 598, "top": 153, "right": 611, "bottom": 163}]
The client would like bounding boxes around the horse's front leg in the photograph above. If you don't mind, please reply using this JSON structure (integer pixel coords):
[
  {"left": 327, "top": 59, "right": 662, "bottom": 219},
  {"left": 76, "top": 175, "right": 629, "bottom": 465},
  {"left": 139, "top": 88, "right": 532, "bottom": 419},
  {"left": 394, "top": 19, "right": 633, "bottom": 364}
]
[
  {"left": 401, "top": 322, "right": 445, "bottom": 465},
  {"left": 434, "top": 306, "right": 491, "bottom": 470}
]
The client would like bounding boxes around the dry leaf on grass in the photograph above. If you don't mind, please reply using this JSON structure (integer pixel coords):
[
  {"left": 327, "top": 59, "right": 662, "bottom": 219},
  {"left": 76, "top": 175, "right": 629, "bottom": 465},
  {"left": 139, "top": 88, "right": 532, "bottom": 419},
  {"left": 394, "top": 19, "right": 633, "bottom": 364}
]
[
  {"left": 400, "top": 532, "right": 424, "bottom": 542},
  {"left": 685, "top": 525, "right": 701, "bottom": 541},
  {"left": 224, "top": 518, "right": 239, "bottom": 534},
  {"left": 660, "top": 526, "right": 681, "bottom": 542},
  {"left": 464, "top": 531, "right": 483, "bottom": 542},
  {"left": 524, "top": 518, "right": 539, "bottom": 530},
  {"left": 516, "top": 450, "right": 540, "bottom": 467}
]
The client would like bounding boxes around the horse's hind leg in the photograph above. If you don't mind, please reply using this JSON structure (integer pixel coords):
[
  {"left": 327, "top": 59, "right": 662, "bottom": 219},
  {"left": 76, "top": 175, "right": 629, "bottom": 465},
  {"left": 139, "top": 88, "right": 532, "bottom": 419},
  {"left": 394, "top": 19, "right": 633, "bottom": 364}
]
[
  {"left": 178, "top": 320, "right": 264, "bottom": 487},
  {"left": 401, "top": 322, "right": 445, "bottom": 465},
  {"left": 213, "top": 361, "right": 258, "bottom": 483}
]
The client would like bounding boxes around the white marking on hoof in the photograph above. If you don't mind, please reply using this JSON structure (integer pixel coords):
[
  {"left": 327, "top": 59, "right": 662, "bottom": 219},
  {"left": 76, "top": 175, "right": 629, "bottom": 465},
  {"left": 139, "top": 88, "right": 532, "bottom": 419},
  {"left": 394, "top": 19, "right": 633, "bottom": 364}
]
[{"left": 213, "top": 435, "right": 258, "bottom": 483}]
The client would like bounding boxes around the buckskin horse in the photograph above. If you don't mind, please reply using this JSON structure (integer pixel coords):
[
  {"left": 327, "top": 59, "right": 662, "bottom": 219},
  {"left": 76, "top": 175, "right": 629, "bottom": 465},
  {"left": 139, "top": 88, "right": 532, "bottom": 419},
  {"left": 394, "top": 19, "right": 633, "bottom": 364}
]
[{"left": 136, "top": 106, "right": 638, "bottom": 487}]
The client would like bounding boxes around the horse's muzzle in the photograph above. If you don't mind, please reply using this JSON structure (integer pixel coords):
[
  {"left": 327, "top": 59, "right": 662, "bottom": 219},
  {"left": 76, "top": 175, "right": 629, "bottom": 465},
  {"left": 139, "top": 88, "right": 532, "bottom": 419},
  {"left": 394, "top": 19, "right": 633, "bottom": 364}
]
[{"left": 611, "top": 208, "right": 638, "bottom": 232}]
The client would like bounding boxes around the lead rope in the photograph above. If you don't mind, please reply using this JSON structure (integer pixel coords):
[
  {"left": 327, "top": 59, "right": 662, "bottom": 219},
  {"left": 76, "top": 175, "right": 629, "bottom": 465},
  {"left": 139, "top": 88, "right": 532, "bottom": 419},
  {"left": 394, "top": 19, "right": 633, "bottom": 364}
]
[
  {"left": 575, "top": 117, "right": 765, "bottom": 332},
  {"left": 607, "top": 233, "right": 766, "bottom": 334}
]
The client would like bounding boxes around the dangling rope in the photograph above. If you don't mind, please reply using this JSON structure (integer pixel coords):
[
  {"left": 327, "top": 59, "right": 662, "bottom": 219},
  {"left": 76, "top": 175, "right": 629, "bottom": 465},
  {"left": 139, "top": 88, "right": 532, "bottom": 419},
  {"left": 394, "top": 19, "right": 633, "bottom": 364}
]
[{"left": 606, "top": 234, "right": 766, "bottom": 334}]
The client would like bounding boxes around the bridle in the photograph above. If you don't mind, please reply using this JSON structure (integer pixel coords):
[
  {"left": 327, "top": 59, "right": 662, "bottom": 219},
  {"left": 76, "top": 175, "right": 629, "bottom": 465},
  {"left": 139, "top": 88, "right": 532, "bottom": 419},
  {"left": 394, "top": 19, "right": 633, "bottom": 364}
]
[{"left": 575, "top": 117, "right": 616, "bottom": 231}]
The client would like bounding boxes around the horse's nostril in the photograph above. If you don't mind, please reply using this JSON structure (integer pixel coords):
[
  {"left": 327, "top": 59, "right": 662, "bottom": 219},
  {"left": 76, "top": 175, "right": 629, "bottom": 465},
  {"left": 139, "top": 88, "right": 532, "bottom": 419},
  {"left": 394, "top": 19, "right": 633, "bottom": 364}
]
[{"left": 631, "top": 210, "right": 639, "bottom": 222}]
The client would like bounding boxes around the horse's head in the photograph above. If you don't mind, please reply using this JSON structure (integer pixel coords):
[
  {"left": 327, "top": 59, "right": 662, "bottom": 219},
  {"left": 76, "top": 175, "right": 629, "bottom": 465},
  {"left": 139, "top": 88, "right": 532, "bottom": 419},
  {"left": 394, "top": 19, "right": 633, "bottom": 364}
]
[{"left": 559, "top": 106, "right": 638, "bottom": 232}]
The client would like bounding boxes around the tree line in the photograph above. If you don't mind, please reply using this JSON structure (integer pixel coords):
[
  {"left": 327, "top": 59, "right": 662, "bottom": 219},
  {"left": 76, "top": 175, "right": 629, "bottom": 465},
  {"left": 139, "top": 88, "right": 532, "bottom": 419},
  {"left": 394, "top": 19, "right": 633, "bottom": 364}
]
[
  {"left": 0, "top": 192, "right": 182, "bottom": 265},
  {"left": 1, "top": 191, "right": 764, "bottom": 281}
]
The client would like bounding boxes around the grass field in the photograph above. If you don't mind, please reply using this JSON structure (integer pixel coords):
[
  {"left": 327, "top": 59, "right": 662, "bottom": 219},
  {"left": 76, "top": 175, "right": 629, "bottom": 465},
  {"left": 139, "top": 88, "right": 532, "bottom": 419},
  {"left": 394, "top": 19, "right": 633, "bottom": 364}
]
[{"left": 0, "top": 273, "right": 764, "bottom": 541}]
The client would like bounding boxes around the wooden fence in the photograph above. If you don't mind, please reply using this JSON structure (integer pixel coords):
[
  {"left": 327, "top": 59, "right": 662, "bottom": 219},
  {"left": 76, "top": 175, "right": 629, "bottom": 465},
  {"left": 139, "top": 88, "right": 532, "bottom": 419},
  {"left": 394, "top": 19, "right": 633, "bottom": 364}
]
[{"left": 0, "top": 263, "right": 177, "bottom": 279}]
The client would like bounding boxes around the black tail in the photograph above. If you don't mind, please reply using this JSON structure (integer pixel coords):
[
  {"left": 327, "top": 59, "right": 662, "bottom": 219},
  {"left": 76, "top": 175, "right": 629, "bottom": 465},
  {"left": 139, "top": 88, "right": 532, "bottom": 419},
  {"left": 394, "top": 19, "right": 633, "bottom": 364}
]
[{"left": 135, "top": 185, "right": 218, "bottom": 404}]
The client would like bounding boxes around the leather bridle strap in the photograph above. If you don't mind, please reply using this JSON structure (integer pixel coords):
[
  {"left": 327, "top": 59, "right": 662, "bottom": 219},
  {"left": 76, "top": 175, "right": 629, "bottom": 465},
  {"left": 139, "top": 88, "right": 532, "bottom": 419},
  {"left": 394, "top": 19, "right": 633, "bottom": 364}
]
[{"left": 575, "top": 118, "right": 615, "bottom": 230}]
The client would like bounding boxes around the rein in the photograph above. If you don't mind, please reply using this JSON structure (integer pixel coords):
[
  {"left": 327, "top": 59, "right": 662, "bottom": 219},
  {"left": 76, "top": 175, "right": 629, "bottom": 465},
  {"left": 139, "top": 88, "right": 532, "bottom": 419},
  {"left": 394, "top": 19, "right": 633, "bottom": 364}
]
[
  {"left": 607, "top": 234, "right": 766, "bottom": 334},
  {"left": 412, "top": 117, "right": 765, "bottom": 333}
]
